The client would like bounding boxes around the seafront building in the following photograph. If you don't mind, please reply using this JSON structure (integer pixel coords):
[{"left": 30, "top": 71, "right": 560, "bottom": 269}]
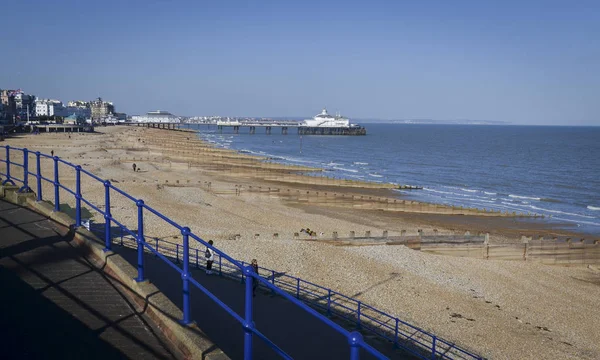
[
  {"left": 131, "top": 110, "right": 181, "bottom": 123},
  {"left": 35, "top": 99, "right": 64, "bottom": 117},
  {"left": 90, "top": 97, "right": 115, "bottom": 121},
  {"left": 0, "top": 89, "right": 17, "bottom": 123},
  {"left": 67, "top": 100, "right": 90, "bottom": 108}
]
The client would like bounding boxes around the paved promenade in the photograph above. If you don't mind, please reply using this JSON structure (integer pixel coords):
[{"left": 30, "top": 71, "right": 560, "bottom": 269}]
[
  {"left": 113, "top": 245, "right": 413, "bottom": 359},
  {"left": 0, "top": 198, "right": 177, "bottom": 360}
]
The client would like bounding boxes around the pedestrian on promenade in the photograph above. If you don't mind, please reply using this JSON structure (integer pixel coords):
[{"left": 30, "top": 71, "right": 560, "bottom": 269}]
[
  {"left": 205, "top": 240, "right": 215, "bottom": 275},
  {"left": 251, "top": 259, "right": 259, "bottom": 297},
  {"left": 51, "top": 150, "right": 54, "bottom": 157},
  {"left": 132, "top": 163, "right": 137, "bottom": 172}
]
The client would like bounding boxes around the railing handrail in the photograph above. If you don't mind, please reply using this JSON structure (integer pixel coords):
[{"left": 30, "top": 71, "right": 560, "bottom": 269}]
[{"left": 0, "top": 144, "right": 482, "bottom": 360}]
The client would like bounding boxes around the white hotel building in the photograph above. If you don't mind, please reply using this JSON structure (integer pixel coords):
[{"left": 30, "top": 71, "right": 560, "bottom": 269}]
[
  {"left": 131, "top": 110, "right": 181, "bottom": 123},
  {"left": 35, "top": 99, "right": 64, "bottom": 117}
]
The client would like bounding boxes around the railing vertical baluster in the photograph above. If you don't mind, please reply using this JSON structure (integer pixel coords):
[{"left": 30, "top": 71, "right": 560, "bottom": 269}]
[
  {"left": 75, "top": 165, "right": 82, "bottom": 227},
  {"left": 219, "top": 254, "right": 222, "bottom": 275},
  {"left": 241, "top": 261, "right": 245, "bottom": 283},
  {"left": 35, "top": 152, "right": 42, "bottom": 201},
  {"left": 296, "top": 278, "right": 300, "bottom": 299},
  {"left": 394, "top": 318, "right": 399, "bottom": 348},
  {"left": 196, "top": 249, "right": 199, "bottom": 268},
  {"left": 327, "top": 289, "right": 332, "bottom": 316},
  {"left": 176, "top": 244, "right": 179, "bottom": 263},
  {"left": 155, "top": 238, "right": 159, "bottom": 257},
  {"left": 19, "top": 148, "right": 29, "bottom": 192},
  {"left": 53, "top": 156, "right": 60, "bottom": 211},
  {"left": 135, "top": 200, "right": 145, "bottom": 282},
  {"left": 2, "top": 145, "right": 13, "bottom": 185},
  {"left": 181, "top": 227, "right": 192, "bottom": 325},
  {"left": 348, "top": 331, "right": 363, "bottom": 360},
  {"left": 103, "top": 181, "right": 112, "bottom": 252},
  {"left": 120, "top": 226, "right": 123, "bottom": 246},
  {"left": 357, "top": 301, "right": 362, "bottom": 329},
  {"left": 243, "top": 265, "right": 255, "bottom": 360},
  {"left": 431, "top": 336, "right": 437, "bottom": 359},
  {"left": 271, "top": 270, "right": 275, "bottom": 295}
]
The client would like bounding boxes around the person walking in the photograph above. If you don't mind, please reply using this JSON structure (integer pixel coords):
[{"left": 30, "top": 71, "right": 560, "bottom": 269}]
[
  {"left": 205, "top": 240, "right": 215, "bottom": 275},
  {"left": 132, "top": 163, "right": 137, "bottom": 172},
  {"left": 251, "top": 259, "right": 259, "bottom": 297}
]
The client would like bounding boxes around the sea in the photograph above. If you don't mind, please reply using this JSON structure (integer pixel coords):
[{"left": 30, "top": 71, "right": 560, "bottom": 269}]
[{"left": 186, "top": 124, "right": 600, "bottom": 235}]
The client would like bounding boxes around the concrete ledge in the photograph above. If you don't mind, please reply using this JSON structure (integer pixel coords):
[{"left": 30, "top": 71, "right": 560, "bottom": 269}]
[
  {"left": 18, "top": 193, "right": 228, "bottom": 360},
  {"left": 0, "top": 184, "right": 20, "bottom": 198}
]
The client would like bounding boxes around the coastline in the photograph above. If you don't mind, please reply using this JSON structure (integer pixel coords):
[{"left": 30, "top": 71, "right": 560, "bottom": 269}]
[{"left": 2, "top": 125, "right": 599, "bottom": 359}]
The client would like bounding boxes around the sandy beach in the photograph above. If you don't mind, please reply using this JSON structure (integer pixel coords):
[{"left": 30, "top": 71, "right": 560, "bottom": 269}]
[{"left": 3, "top": 126, "right": 599, "bottom": 359}]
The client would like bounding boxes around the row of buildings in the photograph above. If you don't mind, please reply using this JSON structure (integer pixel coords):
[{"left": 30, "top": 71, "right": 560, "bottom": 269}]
[{"left": 0, "top": 88, "right": 122, "bottom": 124}]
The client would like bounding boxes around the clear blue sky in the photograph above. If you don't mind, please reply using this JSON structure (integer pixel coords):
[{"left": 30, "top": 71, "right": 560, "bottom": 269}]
[{"left": 1, "top": 0, "right": 598, "bottom": 125}]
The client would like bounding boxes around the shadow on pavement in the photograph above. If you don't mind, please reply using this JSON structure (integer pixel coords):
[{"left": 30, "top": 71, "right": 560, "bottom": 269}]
[{"left": 0, "top": 266, "right": 128, "bottom": 360}]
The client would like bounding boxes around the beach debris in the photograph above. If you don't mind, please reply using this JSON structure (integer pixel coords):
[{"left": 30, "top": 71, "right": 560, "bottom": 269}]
[{"left": 450, "top": 313, "right": 475, "bottom": 322}]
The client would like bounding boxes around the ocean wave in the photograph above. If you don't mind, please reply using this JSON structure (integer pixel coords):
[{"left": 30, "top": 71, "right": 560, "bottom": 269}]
[
  {"left": 368, "top": 173, "right": 383, "bottom": 178},
  {"left": 509, "top": 194, "right": 541, "bottom": 201},
  {"left": 526, "top": 205, "right": 595, "bottom": 219},
  {"left": 353, "top": 162, "right": 369, "bottom": 165},
  {"left": 327, "top": 162, "right": 343, "bottom": 166},
  {"left": 461, "top": 188, "right": 478, "bottom": 193},
  {"left": 333, "top": 167, "right": 359, "bottom": 173},
  {"left": 423, "top": 188, "right": 454, "bottom": 195},
  {"left": 484, "top": 192, "right": 497, "bottom": 195},
  {"left": 587, "top": 206, "right": 600, "bottom": 211}
]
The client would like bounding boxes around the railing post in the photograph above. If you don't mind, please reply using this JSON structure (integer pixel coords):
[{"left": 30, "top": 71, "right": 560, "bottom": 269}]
[
  {"left": 394, "top": 318, "right": 399, "bottom": 348},
  {"left": 431, "top": 336, "right": 437, "bottom": 359},
  {"left": 2, "top": 146, "right": 15, "bottom": 185},
  {"left": 348, "top": 331, "right": 363, "bottom": 360},
  {"left": 3, "top": 146, "right": 9, "bottom": 184},
  {"left": 103, "top": 181, "right": 112, "bottom": 252},
  {"left": 181, "top": 227, "right": 192, "bottom": 325},
  {"left": 135, "top": 199, "right": 145, "bottom": 282},
  {"left": 327, "top": 289, "right": 332, "bottom": 316},
  {"left": 35, "top": 152, "right": 42, "bottom": 201},
  {"left": 241, "top": 261, "right": 245, "bottom": 283},
  {"left": 271, "top": 270, "right": 275, "bottom": 295},
  {"left": 75, "top": 165, "right": 82, "bottom": 227},
  {"left": 243, "top": 265, "right": 255, "bottom": 360},
  {"left": 53, "top": 156, "right": 60, "bottom": 211},
  {"left": 19, "top": 148, "right": 29, "bottom": 192},
  {"left": 357, "top": 301, "right": 362, "bottom": 329}
]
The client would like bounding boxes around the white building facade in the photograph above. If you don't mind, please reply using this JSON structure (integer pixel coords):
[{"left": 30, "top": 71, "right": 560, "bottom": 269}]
[{"left": 35, "top": 99, "right": 64, "bottom": 117}]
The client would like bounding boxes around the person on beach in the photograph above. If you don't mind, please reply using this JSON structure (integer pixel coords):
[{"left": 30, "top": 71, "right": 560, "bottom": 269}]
[
  {"left": 132, "top": 163, "right": 137, "bottom": 172},
  {"left": 205, "top": 240, "right": 215, "bottom": 275},
  {"left": 251, "top": 259, "right": 259, "bottom": 297},
  {"left": 51, "top": 150, "right": 54, "bottom": 157}
]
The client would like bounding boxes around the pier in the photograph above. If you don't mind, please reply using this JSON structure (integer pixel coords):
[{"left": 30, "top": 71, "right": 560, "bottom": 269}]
[
  {"left": 123, "top": 122, "right": 367, "bottom": 135},
  {"left": 216, "top": 123, "right": 367, "bottom": 135}
]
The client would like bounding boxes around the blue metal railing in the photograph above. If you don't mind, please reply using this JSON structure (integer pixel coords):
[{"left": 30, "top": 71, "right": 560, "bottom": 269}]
[{"left": 0, "top": 145, "right": 482, "bottom": 360}]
